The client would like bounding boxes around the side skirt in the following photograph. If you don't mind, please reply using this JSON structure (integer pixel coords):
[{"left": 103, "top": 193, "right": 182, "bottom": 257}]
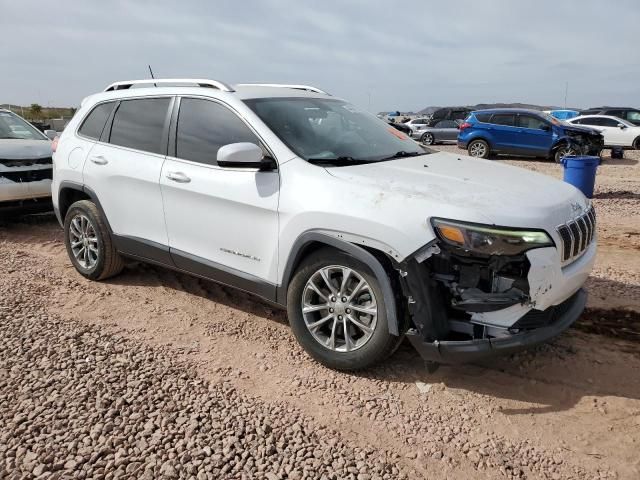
[{"left": 112, "top": 234, "right": 281, "bottom": 306}]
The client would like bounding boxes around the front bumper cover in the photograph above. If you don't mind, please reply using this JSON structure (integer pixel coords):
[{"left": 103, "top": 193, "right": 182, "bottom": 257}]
[{"left": 407, "top": 288, "right": 587, "bottom": 363}]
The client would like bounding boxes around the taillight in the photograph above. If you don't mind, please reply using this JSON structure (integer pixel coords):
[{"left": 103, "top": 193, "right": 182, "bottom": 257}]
[
  {"left": 459, "top": 122, "right": 472, "bottom": 130},
  {"left": 51, "top": 136, "right": 59, "bottom": 153}
]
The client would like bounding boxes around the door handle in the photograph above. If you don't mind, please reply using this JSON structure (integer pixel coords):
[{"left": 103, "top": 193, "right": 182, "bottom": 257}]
[
  {"left": 166, "top": 171, "right": 191, "bottom": 183},
  {"left": 89, "top": 155, "right": 108, "bottom": 165}
]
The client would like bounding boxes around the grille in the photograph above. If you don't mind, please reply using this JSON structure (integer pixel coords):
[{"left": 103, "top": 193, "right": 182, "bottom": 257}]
[
  {"left": 557, "top": 206, "right": 596, "bottom": 263},
  {"left": 0, "top": 157, "right": 52, "bottom": 167},
  {"left": 0, "top": 168, "right": 52, "bottom": 183}
]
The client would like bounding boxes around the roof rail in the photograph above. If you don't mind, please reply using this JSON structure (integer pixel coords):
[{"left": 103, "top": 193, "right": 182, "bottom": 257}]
[
  {"left": 103, "top": 78, "right": 235, "bottom": 93},
  {"left": 235, "top": 83, "right": 329, "bottom": 95}
]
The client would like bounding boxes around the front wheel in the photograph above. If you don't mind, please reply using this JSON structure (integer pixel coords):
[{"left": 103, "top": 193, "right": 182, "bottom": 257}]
[
  {"left": 554, "top": 144, "right": 577, "bottom": 163},
  {"left": 467, "top": 139, "right": 490, "bottom": 158},
  {"left": 286, "top": 249, "right": 399, "bottom": 370}
]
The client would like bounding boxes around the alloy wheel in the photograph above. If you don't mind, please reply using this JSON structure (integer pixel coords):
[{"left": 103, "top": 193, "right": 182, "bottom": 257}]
[
  {"left": 301, "top": 265, "right": 378, "bottom": 352},
  {"left": 422, "top": 133, "right": 434, "bottom": 145},
  {"left": 469, "top": 141, "right": 486, "bottom": 157},
  {"left": 69, "top": 214, "right": 99, "bottom": 269}
]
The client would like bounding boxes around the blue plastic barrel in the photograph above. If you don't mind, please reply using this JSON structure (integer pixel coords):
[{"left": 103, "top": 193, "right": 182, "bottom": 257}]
[{"left": 562, "top": 156, "right": 600, "bottom": 198}]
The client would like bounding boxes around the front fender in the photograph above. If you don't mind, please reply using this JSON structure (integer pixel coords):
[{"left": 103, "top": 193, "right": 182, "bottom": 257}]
[{"left": 276, "top": 231, "right": 401, "bottom": 336}]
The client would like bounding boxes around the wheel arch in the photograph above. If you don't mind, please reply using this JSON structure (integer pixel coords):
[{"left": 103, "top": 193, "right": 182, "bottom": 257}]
[
  {"left": 277, "top": 232, "right": 401, "bottom": 336},
  {"left": 57, "top": 181, "right": 112, "bottom": 232},
  {"left": 467, "top": 136, "right": 492, "bottom": 149}
]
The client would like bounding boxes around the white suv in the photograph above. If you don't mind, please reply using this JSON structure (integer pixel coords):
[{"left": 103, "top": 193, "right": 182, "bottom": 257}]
[{"left": 52, "top": 79, "right": 596, "bottom": 370}]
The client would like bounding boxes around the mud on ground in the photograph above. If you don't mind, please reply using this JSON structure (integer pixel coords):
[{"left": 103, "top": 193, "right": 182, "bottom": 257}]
[{"left": 0, "top": 148, "right": 639, "bottom": 479}]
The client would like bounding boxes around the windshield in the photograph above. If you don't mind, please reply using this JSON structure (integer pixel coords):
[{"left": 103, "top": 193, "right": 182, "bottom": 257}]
[
  {"left": 0, "top": 111, "right": 47, "bottom": 140},
  {"left": 244, "top": 97, "right": 427, "bottom": 164}
]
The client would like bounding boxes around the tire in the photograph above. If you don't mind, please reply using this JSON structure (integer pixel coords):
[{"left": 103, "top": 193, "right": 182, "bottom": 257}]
[
  {"left": 467, "top": 139, "right": 490, "bottom": 159},
  {"left": 421, "top": 132, "right": 435, "bottom": 145},
  {"left": 554, "top": 144, "right": 576, "bottom": 163},
  {"left": 63, "top": 200, "right": 125, "bottom": 281},
  {"left": 286, "top": 248, "right": 399, "bottom": 370},
  {"left": 633, "top": 137, "right": 640, "bottom": 150}
]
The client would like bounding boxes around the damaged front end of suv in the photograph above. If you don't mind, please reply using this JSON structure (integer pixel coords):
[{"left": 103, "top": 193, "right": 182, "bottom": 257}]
[{"left": 397, "top": 218, "right": 590, "bottom": 363}]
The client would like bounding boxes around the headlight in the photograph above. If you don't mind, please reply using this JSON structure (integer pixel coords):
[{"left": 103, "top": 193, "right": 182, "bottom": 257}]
[{"left": 431, "top": 218, "right": 554, "bottom": 256}]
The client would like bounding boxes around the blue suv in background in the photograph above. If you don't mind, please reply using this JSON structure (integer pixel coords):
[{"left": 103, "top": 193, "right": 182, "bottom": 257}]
[{"left": 457, "top": 109, "right": 603, "bottom": 162}]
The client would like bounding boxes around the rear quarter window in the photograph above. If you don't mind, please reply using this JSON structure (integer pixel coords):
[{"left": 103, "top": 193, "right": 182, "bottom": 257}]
[{"left": 474, "top": 113, "right": 491, "bottom": 123}]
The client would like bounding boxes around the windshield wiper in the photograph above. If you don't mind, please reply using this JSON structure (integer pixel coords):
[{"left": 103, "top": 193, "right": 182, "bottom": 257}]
[
  {"left": 380, "top": 151, "right": 423, "bottom": 161},
  {"left": 307, "top": 156, "right": 377, "bottom": 166}
]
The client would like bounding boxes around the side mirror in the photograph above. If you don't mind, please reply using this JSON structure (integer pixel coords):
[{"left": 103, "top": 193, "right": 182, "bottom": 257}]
[
  {"left": 217, "top": 142, "right": 275, "bottom": 170},
  {"left": 44, "top": 129, "right": 57, "bottom": 140},
  {"left": 617, "top": 123, "right": 626, "bottom": 129},
  {"left": 539, "top": 124, "right": 551, "bottom": 131}
]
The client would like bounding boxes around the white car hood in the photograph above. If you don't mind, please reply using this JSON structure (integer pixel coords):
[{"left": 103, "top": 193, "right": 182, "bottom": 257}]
[
  {"left": 326, "top": 151, "right": 589, "bottom": 228},
  {"left": 0, "top": 139, "right": 52, "bottom": 160}
]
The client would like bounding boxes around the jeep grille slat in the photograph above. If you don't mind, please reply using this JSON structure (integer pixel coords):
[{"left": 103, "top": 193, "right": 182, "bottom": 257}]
[{"left": 556, "top": 206, "right": 596, "bottom": 265}]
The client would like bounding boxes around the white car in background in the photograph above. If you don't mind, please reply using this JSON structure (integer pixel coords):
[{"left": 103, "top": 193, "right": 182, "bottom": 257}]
[
  {"left": 405, "top": 117, "right": 431, "bottom": 133},
  {"left": 0, "top": 109, "right": 56, "bottom": 215},
  {"left": 567, "top": 115, "right": 640, "bottom": 150},
  {"left": 52, "top": 78, "right": 595, "bottom": 370}
]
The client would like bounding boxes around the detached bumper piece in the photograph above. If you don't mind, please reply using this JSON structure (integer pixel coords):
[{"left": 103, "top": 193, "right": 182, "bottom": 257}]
[{"left": 407, "top": 289, "right": 587, "bottom": 364}]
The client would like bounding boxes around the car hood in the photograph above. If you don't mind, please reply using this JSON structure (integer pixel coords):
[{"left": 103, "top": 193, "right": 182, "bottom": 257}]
[
  {"left": 325, "top": 151, "right": 588, "bottom": 228},
  {"left": 0, "top": 139, "right": 52, "bottom": 160},
  {"left": 560, "top": 124, "right": 601, "bottom": 136}
]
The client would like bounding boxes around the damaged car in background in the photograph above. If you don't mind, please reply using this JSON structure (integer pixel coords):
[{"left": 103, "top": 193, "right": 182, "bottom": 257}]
[
  {"left": 458, "top": 108, "right": 604, "bottom": 162},
  {"left": 52, "top": 79, "right": 595, "bottom": 370},
  {"left": 0, "top": 108, "right": 55, "bottom": 215}
]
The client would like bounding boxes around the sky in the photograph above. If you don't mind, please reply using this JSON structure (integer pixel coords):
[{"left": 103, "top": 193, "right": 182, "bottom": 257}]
[{"left": 1, "top": 0, "right": 639, "bottom": 112}]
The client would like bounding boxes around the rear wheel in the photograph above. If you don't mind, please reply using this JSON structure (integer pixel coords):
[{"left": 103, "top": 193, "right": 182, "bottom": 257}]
[
  {"left": 64, "top": 200, "right": 125, "bottom": 281},
  {"left": 633, "top": 137, "right": 640, "bottom": 150},
  {"left": 286, "top": 249, "right": 399, "bottom": 370},
  {"left": 421, "top": 132, "right": 435, "bottom": 145},
  {"left": 467, "top": 139, "right": 490, "bottom": 159}
]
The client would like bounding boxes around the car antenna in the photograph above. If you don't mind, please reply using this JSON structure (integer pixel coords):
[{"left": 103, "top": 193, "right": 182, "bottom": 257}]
[{"left": 148, "top": 65, "right": 157, "bottom": 87}]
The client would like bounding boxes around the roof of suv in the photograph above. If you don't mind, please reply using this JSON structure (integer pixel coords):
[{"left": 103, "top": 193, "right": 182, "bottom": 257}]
[
  {"left": 87, "top": 79, "right": 334, "bottom": 104},
  {"left": 472, "top": 108, "right": 546, "bottom": 115}
]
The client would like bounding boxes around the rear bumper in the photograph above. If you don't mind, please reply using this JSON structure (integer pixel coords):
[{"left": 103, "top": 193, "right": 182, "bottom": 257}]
[{"left": 407, "top": 288, "right": 587, "bottom": 363}]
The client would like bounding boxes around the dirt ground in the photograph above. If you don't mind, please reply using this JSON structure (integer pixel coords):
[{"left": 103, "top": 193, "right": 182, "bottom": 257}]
[{"left": 1, "top": 147, "right": 639, "bottom": 479}]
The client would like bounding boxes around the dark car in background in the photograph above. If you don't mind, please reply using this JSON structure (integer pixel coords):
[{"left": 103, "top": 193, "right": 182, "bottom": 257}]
[
  {"left": 411, "top": 119, "right": 461, "bottom": 144},
  {"left": 386, "top": 119, "right": 413, "bottom": 136},
  {"left": 457, "top": 108, "right": 603, "bottom": 162},
  {"left": 580, "top": 107, "right": 640, "bottom": 126},
  {"left": 425, "top": 107, "right": 472, "bottom": 127}
]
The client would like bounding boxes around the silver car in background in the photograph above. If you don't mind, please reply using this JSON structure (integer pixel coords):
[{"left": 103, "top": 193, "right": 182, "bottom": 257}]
[
  {"left": 410, "top": 119, "right": 461, "bottom": 145},
  {"left": 0, "top": 109, "right": 55, "bottom": 215}
]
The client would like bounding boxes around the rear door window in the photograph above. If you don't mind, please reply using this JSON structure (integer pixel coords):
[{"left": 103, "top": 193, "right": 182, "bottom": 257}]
[
  {"left": 599, "top": 117, "right": 621, "bottom": 127},
  {"left": 490, "top": 114, "right": 516, "bottom": 127},
  {"left": 176, "top": 98, "right": 260, "bottom": 165},
  {"left": 78, "top": 102, "right": 116, "bottom": 140},
  {"left": 578, "top": 118, "right": 603, "bottom": 126},
  {"left": 109, "top": 98, "right": 171, "bottom": 154}
]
